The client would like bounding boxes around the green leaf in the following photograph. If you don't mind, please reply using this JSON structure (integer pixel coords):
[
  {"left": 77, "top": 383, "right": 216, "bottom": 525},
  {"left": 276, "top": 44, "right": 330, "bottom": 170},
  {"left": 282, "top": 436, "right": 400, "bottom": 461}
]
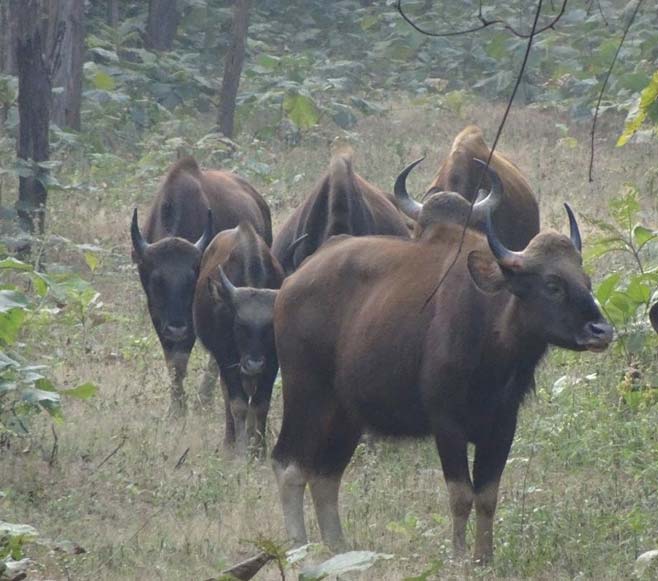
[
  {"left": 618, "top": 71, "right": 658, "bottom": 147},
  {"left": 596, "top": 273, "right": 621, "bottom": 305},
  {"left": 633, "top": 225, "right": 657, "bottom": 249},
  {"left": 84, "top": 251, "right": 99, "bottom": 273},
  {"left": 282, "top": 92, "right": 319, "bottom": 130},
  {"left": 626, "top": 278, "right": 651, "bottom": 304},
  {"left": 0, "top": 290, "right": 28, "bottom": 313},
  {"left": 93, "top": 70, "right": 116, "bottom": 91},
  {"left": 0, "top": 258, "right": 32, "bottom": 272},
  {"left": 61, "top": 382, "right": 97, "bottom": 400}
]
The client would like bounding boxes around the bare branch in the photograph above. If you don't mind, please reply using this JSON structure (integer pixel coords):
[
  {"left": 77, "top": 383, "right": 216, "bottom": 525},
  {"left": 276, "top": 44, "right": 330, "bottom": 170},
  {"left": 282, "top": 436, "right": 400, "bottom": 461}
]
[
  {"left": 588, "top": 0, "right": 645, "bottom": 182},
  {"left": 397, "top": 0, "right": 568, "bottom": 39}
]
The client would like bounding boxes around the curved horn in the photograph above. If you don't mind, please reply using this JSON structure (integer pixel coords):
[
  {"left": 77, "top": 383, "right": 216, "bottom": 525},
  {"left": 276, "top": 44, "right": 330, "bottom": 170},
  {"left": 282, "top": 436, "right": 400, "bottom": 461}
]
[
  {"left": 131, "top": 208, "right": 149, "bottom": 260},
  {"left": 485, "top": 208, "right": 524, "bottom": 270},
  {"left": 564, "top": 203, "right": 582, "bottom": 253},
  {"left": 217, "top": 265, "right": 238, "bottom": 304},
  {"left": 394, "top": 157, "right": 425, "bottom": 221},
  {"left": 471, "top": 158, "right": 503, "bottom": 220},
  {"left": 194, "top": 209, "right": 213, "bottom": 252}
]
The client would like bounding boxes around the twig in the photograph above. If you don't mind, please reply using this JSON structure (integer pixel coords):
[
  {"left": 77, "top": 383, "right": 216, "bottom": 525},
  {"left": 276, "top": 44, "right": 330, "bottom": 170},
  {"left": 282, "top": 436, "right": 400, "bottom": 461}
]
[
  {"left": 174, "top": 446, "right": 190, "bottom": 469},
  {"left": 423, "top": 0, "right": 546, "bottom": 307},
  {"left": 48, "top": 424, "right": 58, "bottom": 468},
  {"left": 397, "top": 0, "right": 567, "bottom": 39},
  {"left": 588, "top": 0, "right": 645, "bottom": 182},
  {"left": 93, "top": 435, "right": 127, "bottom": 473}
]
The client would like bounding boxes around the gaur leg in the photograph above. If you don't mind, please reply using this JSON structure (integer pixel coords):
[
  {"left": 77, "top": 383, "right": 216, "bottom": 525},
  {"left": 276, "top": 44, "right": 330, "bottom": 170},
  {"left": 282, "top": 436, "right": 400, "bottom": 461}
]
[
  {"left": 472, "top": 410, "right": 518, "bottom": 564},
  {"left": 272, "top": 366, "right": 360, "bottom": 549},
  {"left": 230, "top": 397, "right": 249, "bottom": 455},
  {"left": 434, "top": 419, "right": 473, "bottom": 558},
  {"left": 272, "top": 458, "right": 308, "bottom": 546},
  {"left": 197, "top": 356, "right": 219, "bottom": 410},
  {"left": 164, "top": 348, "right": 192, "bottom": 417},
  {"left": 245, "top": 396, "right": 271, "bottom": 459},
  {"left": 219, "top": 375, "right": 236, "bottom": 449},
  {"left": 309, "top": 472, "right": 347, "bottom": 551}
]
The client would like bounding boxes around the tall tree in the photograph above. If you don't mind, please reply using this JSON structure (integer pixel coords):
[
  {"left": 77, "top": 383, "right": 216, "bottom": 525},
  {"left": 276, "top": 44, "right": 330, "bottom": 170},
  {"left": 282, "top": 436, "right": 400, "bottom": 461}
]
[
  {"left": 107, "top": 0, "right": 119, "bottom": 28},
  {"left": 12, "top": 0, "right": 52, "bottom": 235},
  {"left": 49, "top": 0, "right": 85, "bottom": 130},
  {"left": 0, "top": 2, "right": 18, "bottom": 75},
  {"left": 218, "top": 0, "right": 250, "bottom": 139},
  {"left": 146, "top": 0, "right": 179, "bottom": 51}
]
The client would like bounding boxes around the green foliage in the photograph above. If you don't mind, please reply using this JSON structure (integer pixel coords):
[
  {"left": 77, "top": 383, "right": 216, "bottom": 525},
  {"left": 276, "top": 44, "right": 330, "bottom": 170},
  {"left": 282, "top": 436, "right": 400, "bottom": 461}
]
[
  {"left": 0, "top": 256, "right": 98, "bottom": 436},
  {"left": 589, "top": 187, "right": 658, "bottom": 358},
  {"left": 618, "top": 70, "right": 658, "bottom": 146},
  {"left": 0, "top": 520, "right": 38, "bottom": 578}
]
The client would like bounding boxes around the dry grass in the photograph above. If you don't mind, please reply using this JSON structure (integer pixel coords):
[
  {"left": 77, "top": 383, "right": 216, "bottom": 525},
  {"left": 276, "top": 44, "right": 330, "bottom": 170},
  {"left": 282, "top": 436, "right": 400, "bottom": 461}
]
[{"left": 2, "top": 100, "right": 658, "bottom": 580}]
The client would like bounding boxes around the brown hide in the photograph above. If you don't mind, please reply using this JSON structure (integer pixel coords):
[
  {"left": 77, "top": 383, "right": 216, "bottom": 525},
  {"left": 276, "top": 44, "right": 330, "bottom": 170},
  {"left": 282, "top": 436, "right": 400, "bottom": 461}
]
[
  {"left": 272, "top": 153, "right": 409, "bottom": 274},
  {"left": 143, "top": 156, "right": 272, "bottom": 245},
  {"left": 132, "top": 156, "right": 272, "bottom": 415},
  {"left": 193, "top": 222, "right": 283, "bottom": 454},
  {"left": 272, "top": 196, "right": 611, "bottom": 560},
  {"left": 429, "top": 125, "right": 539, "bottom": 250}
]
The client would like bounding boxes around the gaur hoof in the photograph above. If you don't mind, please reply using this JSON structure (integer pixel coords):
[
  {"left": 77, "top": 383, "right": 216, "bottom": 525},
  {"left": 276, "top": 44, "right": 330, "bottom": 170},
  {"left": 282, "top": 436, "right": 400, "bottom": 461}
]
[{"left": 168, "top": 397, "right": 188, "bottom": 418}]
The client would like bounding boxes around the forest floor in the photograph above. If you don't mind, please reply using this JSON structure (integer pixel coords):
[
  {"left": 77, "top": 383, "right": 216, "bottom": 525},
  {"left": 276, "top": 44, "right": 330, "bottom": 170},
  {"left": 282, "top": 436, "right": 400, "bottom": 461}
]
[{"left": 3, "top": 100, "right": 658, "bottom": 580}]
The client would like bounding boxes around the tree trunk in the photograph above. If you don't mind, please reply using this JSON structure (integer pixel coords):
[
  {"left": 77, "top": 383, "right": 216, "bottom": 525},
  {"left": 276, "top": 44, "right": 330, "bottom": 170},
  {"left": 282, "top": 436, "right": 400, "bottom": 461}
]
[
  {"left": 49, "top": 0, "right": 84, "bottom": 130},
  {"left": 12, "top": 0, "right": 51, "bottom": 235},
  {"left": 146, "top": 0, "right": 179, "bottom": 51},
  {"left": 0, "top": 2, "right": 18, "bottom": 75},
  {"left": 107, "top": 0, "right": 119, "bottom": 28},
  {"left": 218, "top": 0, "right": 250, "bottom": 139}
]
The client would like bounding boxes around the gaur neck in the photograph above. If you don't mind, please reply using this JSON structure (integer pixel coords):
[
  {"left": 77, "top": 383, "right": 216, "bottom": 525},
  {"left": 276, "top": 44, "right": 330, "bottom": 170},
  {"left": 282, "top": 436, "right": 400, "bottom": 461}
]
[{"left": 496, "top": 295, "right": 547, "bottom": 367}]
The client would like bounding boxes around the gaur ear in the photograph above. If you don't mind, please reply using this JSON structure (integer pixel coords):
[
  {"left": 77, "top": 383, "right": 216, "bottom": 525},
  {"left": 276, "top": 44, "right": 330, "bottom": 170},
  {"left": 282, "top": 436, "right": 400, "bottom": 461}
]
[
  {"left": 650, "top": 302, "right": 658, "bottom": 335},
  {"left": 467, "top": 250, "right": 506, "bottom": 294}
]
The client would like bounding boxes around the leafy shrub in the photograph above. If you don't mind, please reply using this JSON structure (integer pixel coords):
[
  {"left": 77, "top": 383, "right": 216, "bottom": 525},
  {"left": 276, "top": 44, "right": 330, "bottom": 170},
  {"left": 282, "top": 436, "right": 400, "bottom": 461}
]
[
  {"left": 0, "top": 256, "right": 97, "bottom": 436},
  {"left": 589, "top": 188, "right": 658, "bottom": 359}
]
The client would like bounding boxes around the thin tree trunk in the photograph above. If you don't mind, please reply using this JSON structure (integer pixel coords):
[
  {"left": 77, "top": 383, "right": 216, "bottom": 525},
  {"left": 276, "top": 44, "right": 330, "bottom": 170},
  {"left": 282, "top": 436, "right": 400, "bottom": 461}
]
[
  {"left": 13, "top": 0, "right": 51, "bottom": 235},
  {"left": 49, "top": 0, "right": 84, "bottom": 130},
  {"left": 218, "top": 0, "right": 250, "bottom": 139},
  {"left": 0, "top": 2, "right": 18, "bottom": 75},
  {"left": 146, "top": 0, "right": 179, "bottom": 51},
  {"left": 107, "top": 0, "right": 119, "bottom": 28}
]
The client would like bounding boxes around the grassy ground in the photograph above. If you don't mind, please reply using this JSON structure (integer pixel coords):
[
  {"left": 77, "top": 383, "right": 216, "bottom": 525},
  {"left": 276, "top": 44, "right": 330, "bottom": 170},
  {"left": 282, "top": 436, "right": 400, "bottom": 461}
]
[{"left": 2, "top": 100, "right": 658, "bottom": 580}]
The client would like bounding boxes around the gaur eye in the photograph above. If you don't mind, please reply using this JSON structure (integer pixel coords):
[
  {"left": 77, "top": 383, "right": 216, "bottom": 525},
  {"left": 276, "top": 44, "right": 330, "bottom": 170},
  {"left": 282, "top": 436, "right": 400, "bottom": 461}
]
[{"left": 545, "top": 279, "right": 564, "bottom": 298}]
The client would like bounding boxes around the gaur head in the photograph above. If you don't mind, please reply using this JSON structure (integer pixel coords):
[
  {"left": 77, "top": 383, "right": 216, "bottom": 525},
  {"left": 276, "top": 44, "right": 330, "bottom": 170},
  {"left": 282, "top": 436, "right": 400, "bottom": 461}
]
[
  {"left": 208, "top": 266, "right": 278, "bottom": 397},
  {"left": 467, "top": 204, "right": 614, "bottom": 352},
  {"left": 394, "top": 157, "right": 502, "bottom": 235},
  {"left": 131, "top": 208, "right": 213, "bottom": 345}
]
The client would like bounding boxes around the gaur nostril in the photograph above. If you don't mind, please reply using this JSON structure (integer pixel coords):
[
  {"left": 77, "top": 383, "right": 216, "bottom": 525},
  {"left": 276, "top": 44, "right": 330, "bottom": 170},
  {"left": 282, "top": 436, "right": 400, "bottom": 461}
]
[
  {"left": 586, "top": 322, "right": 613, "bottom": 340},
  {"left": 242, "top": 357, "right": 265, "bottom": 375},
  {"left": 166, "top": 324, "right": 188, "bottom": 337}
]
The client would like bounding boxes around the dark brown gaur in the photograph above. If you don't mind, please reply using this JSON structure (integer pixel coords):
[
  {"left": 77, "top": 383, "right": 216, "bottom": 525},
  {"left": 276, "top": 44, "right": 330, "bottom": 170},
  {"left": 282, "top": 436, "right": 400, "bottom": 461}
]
[
  {"left": 397, "top": 125, "right": 539, "bottom": 250},
  {"left": 271, "top": 169, "right": 612, "bottom": 563},
  {"left": 193, "top": 222, "right": 284, "bottom": 456},
  {"left": 272, "top": 152, "right": 410, "bottom": 275},
  {"left": 131, "top": 156, "right": 272, "bottom": 416}
]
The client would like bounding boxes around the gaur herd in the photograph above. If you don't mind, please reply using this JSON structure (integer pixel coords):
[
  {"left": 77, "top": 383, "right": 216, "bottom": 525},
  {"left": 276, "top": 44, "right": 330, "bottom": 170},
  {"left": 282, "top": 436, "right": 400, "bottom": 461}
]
[{"left": 131, "top": 125, "right": 614, "bottom": 563}]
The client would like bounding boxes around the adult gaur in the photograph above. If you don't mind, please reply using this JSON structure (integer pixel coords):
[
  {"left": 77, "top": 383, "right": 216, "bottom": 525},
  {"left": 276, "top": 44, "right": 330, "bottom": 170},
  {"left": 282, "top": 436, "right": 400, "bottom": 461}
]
[{"left": 271, "top": 161, "right": 612, "bottom": 563}]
